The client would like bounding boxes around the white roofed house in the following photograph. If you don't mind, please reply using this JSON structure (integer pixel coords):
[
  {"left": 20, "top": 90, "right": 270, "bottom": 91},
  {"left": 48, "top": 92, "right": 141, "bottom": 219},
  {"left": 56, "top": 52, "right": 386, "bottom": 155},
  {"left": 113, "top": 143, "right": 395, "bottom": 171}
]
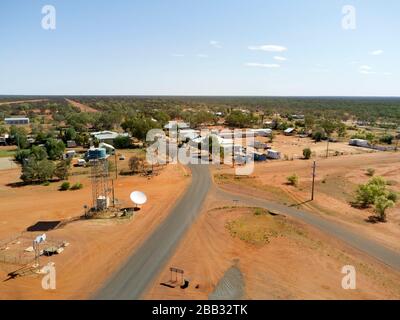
[
  {"left": 5, "top": 117, "right": 30, "bottom": 125},
  {"left": 179, "top": 129, "right": 200, "bottom": 142},
  {"left": 164, "top": 121, "right": 190, "bottom": 131},
  {"left": 90, "top": 131, "right": 130, "bottom": 146}
]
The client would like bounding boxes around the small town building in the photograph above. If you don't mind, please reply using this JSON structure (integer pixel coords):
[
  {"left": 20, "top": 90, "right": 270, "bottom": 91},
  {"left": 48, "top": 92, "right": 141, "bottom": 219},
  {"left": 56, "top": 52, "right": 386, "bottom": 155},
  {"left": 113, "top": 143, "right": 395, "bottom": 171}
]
[
  {"left": 4, "top": 117, "right": 30, "bottom": 125},
  {"left": 284, "top": 128, "right": 295, "bottom": 135},
  {"left": 90, "top": 131, "right": 129, "bottom": 145},
  {"left": 267, "top": 149, "right": 281, "bottom": 159},
  {"left": 349, "top": 139, "right": 369, "bottom": 148}
]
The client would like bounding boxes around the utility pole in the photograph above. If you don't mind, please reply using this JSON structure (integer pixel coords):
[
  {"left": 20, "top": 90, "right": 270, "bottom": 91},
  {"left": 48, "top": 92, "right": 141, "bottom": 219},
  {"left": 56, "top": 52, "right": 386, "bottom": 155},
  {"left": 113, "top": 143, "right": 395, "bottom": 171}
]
[
  {"left": 326, "top": 138, "right": 330, "bottom": 158},
  {"left": 114, "top": 152, "right": 118, "bottom": 180},
  {"left": 311, "top": 161, "right": 316, "bottom": 201}
]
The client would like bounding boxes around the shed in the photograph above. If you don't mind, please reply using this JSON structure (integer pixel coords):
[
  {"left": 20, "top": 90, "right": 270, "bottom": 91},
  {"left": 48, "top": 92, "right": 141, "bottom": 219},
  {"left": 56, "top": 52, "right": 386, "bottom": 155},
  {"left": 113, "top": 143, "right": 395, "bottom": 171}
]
[{"left": 267, "top": 149, "right": 281, "bottom": 159}]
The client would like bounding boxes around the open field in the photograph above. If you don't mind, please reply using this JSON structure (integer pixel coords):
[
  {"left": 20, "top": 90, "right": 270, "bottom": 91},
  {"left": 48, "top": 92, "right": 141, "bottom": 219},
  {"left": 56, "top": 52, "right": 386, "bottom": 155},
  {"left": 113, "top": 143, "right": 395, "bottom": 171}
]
[
  {"left": 215, "top": 150, "right": 400, "bottom": 253},
  {"left": 265, "top": 134, "right": 377, "bottom": 159},
  {"left": 146, "top": 204, "right": 400, "bottom": 299},
  {"left": 0, "top": 162, "right": 190, "bottom": 299}
]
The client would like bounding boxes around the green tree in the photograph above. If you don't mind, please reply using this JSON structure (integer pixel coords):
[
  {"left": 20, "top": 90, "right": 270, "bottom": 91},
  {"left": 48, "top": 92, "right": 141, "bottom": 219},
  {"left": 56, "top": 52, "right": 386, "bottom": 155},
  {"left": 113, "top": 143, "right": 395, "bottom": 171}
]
[
  {"left": 9, "top": 126, "right": 29, "bottom": 149},
  {"left": 354, "top": 176, "right": 390, "bottom": 208},
  {"left": 321, "top": 119, "right": 337, "bottom": 158},
  {"left": 65, "top": 127, "right": 77, "bottom": 141},
  {"left": 54, "top": 160, "right": 71, "bottom": 180},
  {"left": 225, "top": 110, "right": 254, "bottom": 128},
  {"left": 0, "top": 125, "right": 7, "bottom": 135},
  {"left": 312, "top": 130, "right": 326, "bottom": 142},
  {"left": 45, "top": 138, "right": 65, "bottom": 160},
  {"left": 21, "top": 158, "right": 55, "bottom": 183},
  {"left": 128, "top": 155, "right": 143, "bottom": 173},
  {"left": 121, "top": 117, "right": 159, "bottom": 141},
  {"left": 113, "top": 136, "right": 132, "bottom": 149}
]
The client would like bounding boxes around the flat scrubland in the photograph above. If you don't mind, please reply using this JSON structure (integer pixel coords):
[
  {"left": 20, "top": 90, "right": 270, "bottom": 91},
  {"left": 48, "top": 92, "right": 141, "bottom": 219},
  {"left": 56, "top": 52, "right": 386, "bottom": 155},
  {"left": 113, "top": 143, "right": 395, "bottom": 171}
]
[
  {"left": 146, "top": 204, "right": 400, "bottom": 299},
  {"left": 0, "top": 161, "right": 190, "bottom": 299}
]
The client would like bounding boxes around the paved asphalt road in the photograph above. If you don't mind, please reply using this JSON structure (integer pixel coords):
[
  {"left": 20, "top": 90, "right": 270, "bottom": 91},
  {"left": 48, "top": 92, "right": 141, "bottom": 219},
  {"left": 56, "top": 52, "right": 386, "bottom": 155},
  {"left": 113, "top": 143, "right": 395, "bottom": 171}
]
[
  {"left": 215, "top": 188, "right": 400, "bottom": 272},
  {"left": 96, "top": 163, "right": 211, "bottom": 300},
  {"left": 96, "top": 164, "right": 400, "bottom": 300}
]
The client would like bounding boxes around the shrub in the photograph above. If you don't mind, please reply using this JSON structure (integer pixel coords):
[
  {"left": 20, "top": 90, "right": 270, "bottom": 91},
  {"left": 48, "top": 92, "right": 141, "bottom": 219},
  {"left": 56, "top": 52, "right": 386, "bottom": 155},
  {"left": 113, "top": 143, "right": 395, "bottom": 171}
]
[
  {"left": 114, "top": 135, "right": 132, "bottom": 149},
  {"left": 70, "top": 182, "right": 83, "bottom": 190},
  {"left": 353, "top": 177, "right": 398, "bottom": 218},
  {"left": 374, "top": 196, "right": 394, "bottom": 222},
  {"left": 287, "top": 174, "right": 299, "bottom": 187},
  {"left": 366, "top": 168, "right": 375, "bottom": 177},
  {"left": 354, "top": 176, "right": 386, "bottom": 208},
  {"left": 60, "top": 181, "right": 70, "bottom": 191},
  {"left": 379, "top": 135, "right": 394, "bottom": 145},
  {"left": 129, "top": 156, "right": 143, "bottom": 173},
  {"left": 303, "top": 148, "right": 312, "bottom": 159},
  {"left": 254, "top": 208, "right": 267, "bottom": 216},
  {"left": 387, "top": 191, "right": 398, "bottom": 202}
]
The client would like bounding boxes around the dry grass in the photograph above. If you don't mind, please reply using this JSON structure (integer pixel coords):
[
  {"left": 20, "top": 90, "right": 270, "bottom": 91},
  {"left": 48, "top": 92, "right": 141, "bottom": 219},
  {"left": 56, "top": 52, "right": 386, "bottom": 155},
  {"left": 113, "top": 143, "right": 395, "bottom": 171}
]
[{"left": 225, "top": 208, "right": 306, "bottom": 247}]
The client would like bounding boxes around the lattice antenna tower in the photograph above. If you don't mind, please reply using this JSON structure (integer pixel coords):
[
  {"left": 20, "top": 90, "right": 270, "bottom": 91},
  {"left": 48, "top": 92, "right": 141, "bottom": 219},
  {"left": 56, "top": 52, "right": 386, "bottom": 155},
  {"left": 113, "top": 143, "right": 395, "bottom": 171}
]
[{"left": 90, "top": 159, "right": 110, "bottom": 210}]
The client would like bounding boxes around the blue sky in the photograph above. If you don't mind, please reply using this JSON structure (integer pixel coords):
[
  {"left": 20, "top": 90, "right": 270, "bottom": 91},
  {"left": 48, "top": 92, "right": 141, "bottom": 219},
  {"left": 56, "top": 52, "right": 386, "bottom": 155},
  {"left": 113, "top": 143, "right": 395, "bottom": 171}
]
[{"left": 0, "top": 0, "right": 399, "bottom": 96}]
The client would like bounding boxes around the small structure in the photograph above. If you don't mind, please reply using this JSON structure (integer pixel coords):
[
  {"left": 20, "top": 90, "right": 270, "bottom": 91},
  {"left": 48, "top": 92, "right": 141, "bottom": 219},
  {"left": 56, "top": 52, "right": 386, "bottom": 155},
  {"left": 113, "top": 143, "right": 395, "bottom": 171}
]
[
  {"left": 179, "top": 129, "right": 200, "bottom": 142},
  {"left": 63, "top": 150, "right": 76, "bottom": 160},
  {"left": 267, "top": 149, "right": 281, "bottom": 159},
  {"left": 253, "top": 152, "right": 268, "bottom": 162},
  {"left": 349, "top": 139, "right": 369, "bottom": 148},
  {"left": 284, "top": 128, "right": 295, "bottom": 136},
  {"left": 99, "top": 142, "right": 115, "bottom": 155},
  {"left": 250, "top": 141, "right": 269, "bottom": 149},
  {"left": 4, "top": 117, "right": 29, "bottom": 125},
  {"left": 250, "top": 128, "right": 272, "bottom": 137},
  {"left": 87, "top": 147, "right": 108, "bottom": 160},
  {"left": 164, "top": 121, "right": 190, "bottom": 131},
  {"left": 67, "top": 140, "right": 77, "bottom": 148},
  {"left": 76, "top": 159, "right": 86, "bottom": 167},
  {"left": 0, "top": 135, "right": 7, "bottom": 146}
]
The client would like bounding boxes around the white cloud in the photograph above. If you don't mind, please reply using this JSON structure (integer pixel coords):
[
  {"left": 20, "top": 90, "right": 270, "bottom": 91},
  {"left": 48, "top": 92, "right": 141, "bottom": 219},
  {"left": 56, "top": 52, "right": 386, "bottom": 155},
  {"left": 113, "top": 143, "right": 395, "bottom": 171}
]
[
  {"left": 359, "top": 65, "right": 376, "bottom": 74},
  {"left": 310, "top": 68, "right": 330, "bottom": 73},
  {"left": 210, "top": 40, "right": 222, "bottom": 48},
  {"left": 370, "top": 49, "right": 384, "bottom": 56},
  {"left": 359, "top": 65, "right": 372, "bottom": 70},
  {"left": 244, "top": 62, "right": 280, "bottom": 68},
  {"left": 273, "top": 56, "right": 287, "bottom": 61},
  {"left": 171, "top": 53, "right": 184, "bottom": 57},
  {"left": 196, "top": 54, "right": 209, "bottom": 58},
  {"left": 248, "top": 45, "right": 287, "bottom": 52},
  {"left": 383, "top": 72, "right": 392, "bottom": 76}
]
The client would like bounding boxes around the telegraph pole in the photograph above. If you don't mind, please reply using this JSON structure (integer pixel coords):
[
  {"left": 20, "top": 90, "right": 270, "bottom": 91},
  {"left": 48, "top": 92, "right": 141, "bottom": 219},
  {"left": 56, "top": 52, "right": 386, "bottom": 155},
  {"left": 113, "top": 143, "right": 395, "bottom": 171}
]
[
  {"left": 114, "top": 152, "right": 118, "bottom": 180},
  {"left": 311, "top": 161, "right": 316, "bottom": 201}
]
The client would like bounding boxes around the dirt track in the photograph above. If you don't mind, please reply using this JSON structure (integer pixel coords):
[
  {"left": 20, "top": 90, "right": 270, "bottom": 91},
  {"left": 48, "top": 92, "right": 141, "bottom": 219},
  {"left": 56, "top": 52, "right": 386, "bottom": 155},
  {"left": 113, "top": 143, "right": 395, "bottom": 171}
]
[{"left": 65, "top": 99, "right": 99, "bottom": 113}]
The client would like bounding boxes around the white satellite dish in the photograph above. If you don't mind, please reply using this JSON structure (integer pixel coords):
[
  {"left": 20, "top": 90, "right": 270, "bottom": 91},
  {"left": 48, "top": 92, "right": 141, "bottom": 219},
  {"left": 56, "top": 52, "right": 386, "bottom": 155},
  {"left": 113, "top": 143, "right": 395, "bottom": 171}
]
[{"left": 130, "top": 191, "right": 147, "bottom": 206}]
